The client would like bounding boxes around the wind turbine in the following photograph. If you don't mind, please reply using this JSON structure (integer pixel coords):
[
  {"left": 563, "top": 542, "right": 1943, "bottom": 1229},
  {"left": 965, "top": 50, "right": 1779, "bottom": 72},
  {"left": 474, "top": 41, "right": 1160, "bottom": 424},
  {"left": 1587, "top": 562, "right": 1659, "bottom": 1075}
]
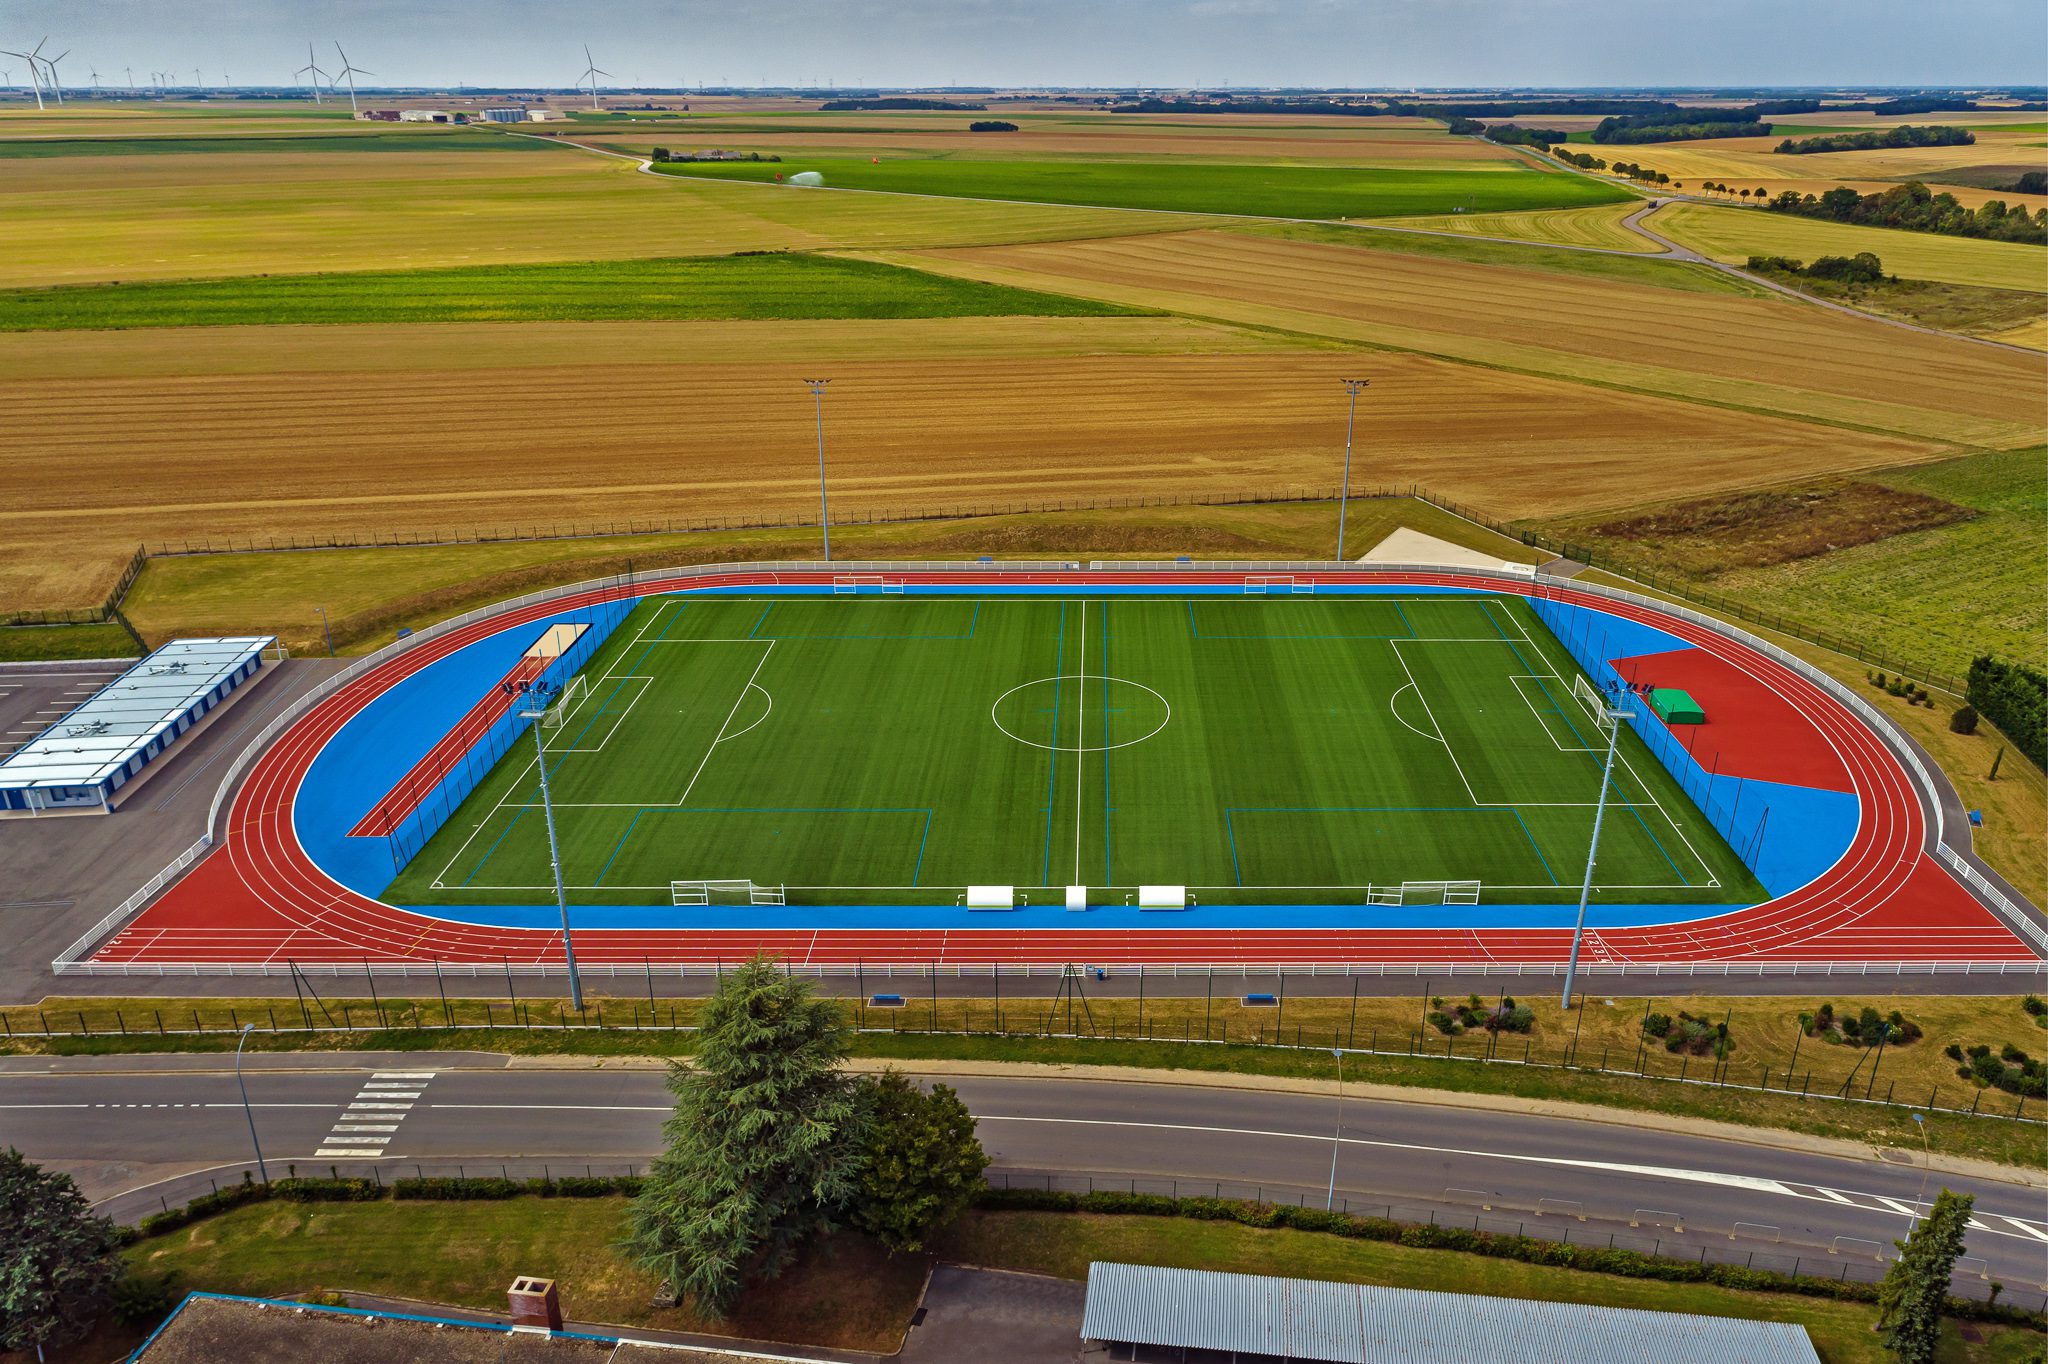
[
  {"left": 578, "top": 44, "right": 608, "bottom": 112},
  {"left": 89, "top": 67, "right": 100, "bottom": 95},
  {"left": 41, "top": 47, "right": 67, "bottom": 104},
  {"left": 2, "top": 43, "right": 45, "bottom": 110},
  {"left": 296, "top": 42, "right": 329, "bottom": 104},
  {"left": 192, "top": 67, "right": 203, "bottom": 89},
  {"left": 332, "top": 43, "right": 372, "bottom": 113}
]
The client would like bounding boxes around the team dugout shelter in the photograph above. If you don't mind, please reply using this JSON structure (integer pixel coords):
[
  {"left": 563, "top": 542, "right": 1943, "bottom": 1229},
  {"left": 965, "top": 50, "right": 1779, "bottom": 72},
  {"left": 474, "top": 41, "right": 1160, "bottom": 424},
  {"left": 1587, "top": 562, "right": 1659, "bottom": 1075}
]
[{"left": 0, "top": 637, "right": 274, "bottom": 815}]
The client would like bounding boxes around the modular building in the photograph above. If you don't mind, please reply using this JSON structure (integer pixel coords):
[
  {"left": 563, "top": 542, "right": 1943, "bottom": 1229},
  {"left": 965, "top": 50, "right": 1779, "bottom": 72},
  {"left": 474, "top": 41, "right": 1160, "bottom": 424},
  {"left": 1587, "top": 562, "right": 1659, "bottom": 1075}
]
[{"left": 0, "top": 636, "right": 274, "bottom": 815}]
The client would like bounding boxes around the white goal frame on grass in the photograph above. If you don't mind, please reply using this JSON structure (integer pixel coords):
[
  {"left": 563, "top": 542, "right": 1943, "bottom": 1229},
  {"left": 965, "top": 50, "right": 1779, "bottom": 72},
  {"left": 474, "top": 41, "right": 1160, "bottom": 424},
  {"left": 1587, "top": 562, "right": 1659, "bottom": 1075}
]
[
  {"left": 671, "top": 879, "right": 786, "bottom": 906},
  {"left": 832, "top": 574, "right": 905, "bottom": 594},
  {"left": 539, "top": 675, "right": 588, "bottom": 728},
  {"left": 1244, "top": 575, "right": 1315, "bottom": 594},
  {"left": 1570, "top": 675, "right": 1619, "bottom": 739},
  {"left": 1366, "top": 880, "right": 1483, "bottom": 906}
]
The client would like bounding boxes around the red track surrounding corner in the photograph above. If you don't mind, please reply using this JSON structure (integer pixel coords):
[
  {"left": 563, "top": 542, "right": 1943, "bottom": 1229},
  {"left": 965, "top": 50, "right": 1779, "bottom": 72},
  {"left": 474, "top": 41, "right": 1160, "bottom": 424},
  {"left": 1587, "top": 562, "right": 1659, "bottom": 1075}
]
[
  {"left": 349, "top": 653, "right": 548, "bottom": 839},
  {"left": 95, "top": 571, "right": 2037, "bottom": 971}
]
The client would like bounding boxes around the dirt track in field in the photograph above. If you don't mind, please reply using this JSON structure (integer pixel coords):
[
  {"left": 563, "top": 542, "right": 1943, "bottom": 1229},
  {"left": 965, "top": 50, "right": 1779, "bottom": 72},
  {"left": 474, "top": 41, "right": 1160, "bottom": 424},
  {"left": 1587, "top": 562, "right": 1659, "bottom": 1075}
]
[{"left": 0, "top": 316, "right": 1942, "bottom": 611}]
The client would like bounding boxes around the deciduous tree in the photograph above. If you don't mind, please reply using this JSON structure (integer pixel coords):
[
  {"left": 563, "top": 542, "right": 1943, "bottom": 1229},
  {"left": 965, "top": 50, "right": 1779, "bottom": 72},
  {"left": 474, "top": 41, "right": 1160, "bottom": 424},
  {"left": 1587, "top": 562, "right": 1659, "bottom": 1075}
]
[
  {"left": 850, "top": 1072, "right": 990, "bottom": 1252},
  {"left": 0, "top": 1149, "right": 126, "bottom": 1358}
]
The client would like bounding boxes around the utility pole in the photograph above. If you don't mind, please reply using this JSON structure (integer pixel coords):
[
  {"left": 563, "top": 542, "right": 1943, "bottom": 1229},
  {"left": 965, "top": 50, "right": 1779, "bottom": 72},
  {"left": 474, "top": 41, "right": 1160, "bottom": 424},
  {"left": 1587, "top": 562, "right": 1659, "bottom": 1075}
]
[
  {"left": 804, "top": 378, "right": 832, "bottom": 561},
  {"left": 519, "top": 694, "right": 583, "bottom": 1010},
  {"left": 1562, "top": 702, "right": 1633, "bottom": 1010},
  {"left": 1336, "top": 378, "right": 1368, "bottom": 561}
]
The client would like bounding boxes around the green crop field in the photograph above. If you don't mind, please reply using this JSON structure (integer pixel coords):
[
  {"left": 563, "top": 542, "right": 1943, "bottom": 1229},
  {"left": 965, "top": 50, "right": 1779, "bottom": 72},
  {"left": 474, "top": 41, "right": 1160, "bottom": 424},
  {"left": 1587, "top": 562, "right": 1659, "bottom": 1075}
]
[
  {"left": 0, "top": 253, "right": 1141, "bottom": 331},
  {"left": 649, "top": 156, "right": 1632, "bottom": 219},
  {"left": 384, "top": 594, "right": 1761, "bottom": 909},
  {"left": 0, "top": 132, "right": 545, "bottom": 157}
]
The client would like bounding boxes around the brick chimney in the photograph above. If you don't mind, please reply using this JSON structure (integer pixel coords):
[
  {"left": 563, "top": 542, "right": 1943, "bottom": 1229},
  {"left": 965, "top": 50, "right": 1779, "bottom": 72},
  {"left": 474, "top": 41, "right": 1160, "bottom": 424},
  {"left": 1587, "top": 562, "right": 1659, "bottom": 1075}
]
[{"left": 508, "top": 1276, "right": 563, "bottom": 1332}]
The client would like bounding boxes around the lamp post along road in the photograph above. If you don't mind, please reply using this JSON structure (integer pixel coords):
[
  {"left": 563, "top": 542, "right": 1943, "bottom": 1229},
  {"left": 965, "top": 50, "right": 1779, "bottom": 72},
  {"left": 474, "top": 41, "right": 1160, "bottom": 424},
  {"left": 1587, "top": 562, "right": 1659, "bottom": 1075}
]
[
  {"left": 519, "top": 699, "right": 584, "bottom": 1011},
  {"left": 804, "top": 378, "right": 832, "bottom": 562},
  {"left": 1562, "top": 702, "right": 1634, "bottom": 1011},
  {"left": 1336, "top": 378, "right": 1369, "bottom": 562},
  {"left": 234, "top": 1023, "right": 269, "bottom": 1186},
  {"left": 1325, "top": 1048, "right": 1345, "bottom": 1210}
]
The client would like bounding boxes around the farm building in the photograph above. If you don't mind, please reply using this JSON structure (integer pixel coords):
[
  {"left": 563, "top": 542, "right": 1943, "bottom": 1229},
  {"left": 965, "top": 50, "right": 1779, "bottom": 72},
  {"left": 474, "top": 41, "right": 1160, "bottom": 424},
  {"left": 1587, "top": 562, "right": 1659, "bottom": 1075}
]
[
  {"left": 0, "top": 637, "right": 273, "bottom": 815},
  {"left": 526, "top": 108, "right": 566, "bottom": 121},
  {"left": 397, "top": 109, "right": 465, "bottom": 123},
  {"left": 354, "top": 109, "right": 402, "bottom": 121},
  {"left": 478, "top": 107, "right": 528, "bottom": 123}
]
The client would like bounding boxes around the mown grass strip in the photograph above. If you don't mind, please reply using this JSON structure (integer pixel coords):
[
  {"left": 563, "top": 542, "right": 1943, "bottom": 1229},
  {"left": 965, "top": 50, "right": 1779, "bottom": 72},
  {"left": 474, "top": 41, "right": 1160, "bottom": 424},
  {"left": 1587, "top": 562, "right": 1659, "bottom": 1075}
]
[{"left": 0, "top": 252, "right": 1145, "bottom": 331}]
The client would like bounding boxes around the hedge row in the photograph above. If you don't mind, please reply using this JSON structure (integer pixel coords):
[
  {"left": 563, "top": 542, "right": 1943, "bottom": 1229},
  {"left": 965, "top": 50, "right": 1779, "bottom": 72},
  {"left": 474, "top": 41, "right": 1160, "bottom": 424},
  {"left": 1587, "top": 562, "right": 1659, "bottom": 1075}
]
[
  {"left": 1968, "top": 655, "right": 2046, "bottom": 769},
  {"left": 135, "top": 1174, "right": 643, "bottom": 1236},
  {"left": 972, "top": 1187, "right": 2041, "bottom": 1326}
]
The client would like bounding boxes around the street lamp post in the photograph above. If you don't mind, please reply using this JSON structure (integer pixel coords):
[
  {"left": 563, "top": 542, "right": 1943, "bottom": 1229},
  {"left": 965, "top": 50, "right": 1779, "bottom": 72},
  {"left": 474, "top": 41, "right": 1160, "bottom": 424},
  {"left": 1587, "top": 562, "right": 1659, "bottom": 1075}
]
[
  {"left": 518, "top": 697, "right": 584, "bottom": 1012},
  {"left": 315, "top": 605, "right": 334, "bottom": 658},
  {"left": 1336, "top": 378, "right": 1369, "bottom": 562},
  {"left": 1910, "top": 1111, "right": 1930, "bottom": 1227},
  {"left": 804, "top": 378, "right": 832, "bottom": 562},
  {"left": 234, "top": 1023, "right": 270, "bottom": 1186},
  {"left": 1562, "top": 701, "right": 1635, "bottom": 1011},
  {"left": 1325, "top": 1047, "right": 1345, "bottom": 1210}
]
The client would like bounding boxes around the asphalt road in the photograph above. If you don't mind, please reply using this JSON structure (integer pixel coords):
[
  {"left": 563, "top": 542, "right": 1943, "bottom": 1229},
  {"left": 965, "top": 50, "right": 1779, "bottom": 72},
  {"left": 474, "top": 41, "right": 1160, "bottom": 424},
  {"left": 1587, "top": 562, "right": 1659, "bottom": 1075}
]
[{"left": 1, "top": 1054, "right": 2041, "bottom": 1295}]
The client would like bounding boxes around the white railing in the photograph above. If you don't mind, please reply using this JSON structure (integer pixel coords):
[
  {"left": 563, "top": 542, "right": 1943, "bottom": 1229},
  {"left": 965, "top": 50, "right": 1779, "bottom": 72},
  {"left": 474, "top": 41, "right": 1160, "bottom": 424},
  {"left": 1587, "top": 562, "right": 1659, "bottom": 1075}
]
[
  {"left": 51, "top": 836, "right": 209, "bottom": 969},
  {"left": 75, "top": 557, "right": 2042, "bottom": 975}
]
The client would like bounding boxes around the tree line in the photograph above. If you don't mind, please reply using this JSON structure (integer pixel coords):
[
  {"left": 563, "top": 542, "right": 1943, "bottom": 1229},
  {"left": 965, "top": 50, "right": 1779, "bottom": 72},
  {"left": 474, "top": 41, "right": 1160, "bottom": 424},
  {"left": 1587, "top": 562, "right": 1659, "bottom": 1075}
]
[
  {"left": 1745, "top": 252, "right": 1891, "bottom": 284},
  {"left": 1775, "top": 126, "right": 1975, "bottom": 155},
  {"left": 1967, "top": 656, "right": 2046, "bottom": 769},
  {"left": 1764, "top": 182, "right": 2047, "bottom": 245},
  {"left": 821, "top": 98, "right": 984, "bottom": 111}
]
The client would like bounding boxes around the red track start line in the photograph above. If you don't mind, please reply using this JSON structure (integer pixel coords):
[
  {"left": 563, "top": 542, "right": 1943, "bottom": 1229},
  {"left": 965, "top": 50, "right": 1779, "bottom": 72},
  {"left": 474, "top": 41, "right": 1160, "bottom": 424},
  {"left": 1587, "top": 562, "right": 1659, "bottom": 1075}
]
[{"left": 347, "top": 622, "right": 587, "bottom": 839}]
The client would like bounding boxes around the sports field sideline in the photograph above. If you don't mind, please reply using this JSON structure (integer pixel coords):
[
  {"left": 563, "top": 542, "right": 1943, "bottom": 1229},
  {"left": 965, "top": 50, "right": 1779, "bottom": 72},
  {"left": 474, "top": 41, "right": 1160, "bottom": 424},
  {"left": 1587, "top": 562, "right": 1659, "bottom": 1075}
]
[{"left": 381, "top": 593, "right": 1762, "bottom": 911}]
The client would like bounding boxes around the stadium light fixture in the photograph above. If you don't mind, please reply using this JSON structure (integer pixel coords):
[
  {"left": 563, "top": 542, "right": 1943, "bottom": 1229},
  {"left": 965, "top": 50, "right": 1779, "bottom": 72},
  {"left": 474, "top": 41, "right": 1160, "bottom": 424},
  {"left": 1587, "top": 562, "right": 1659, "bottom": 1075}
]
[
  {"left": 234, "top": 1024, "right": 271, "bottom": 1186},
  {"left": 1562, "top": 699, "right": 1634, "bottom": 1011},
  {"left": 332, "top": 43, "right": 374, "bottom": 114},
  {"left": 1336, "top": 378, "right": 1369, "bottom": 562},
  {"left": 517, "top": 688, "right": 584, "bottom": 1012},
  {"left": 804, "top": 378, "right": 833, "bottom": 561}
]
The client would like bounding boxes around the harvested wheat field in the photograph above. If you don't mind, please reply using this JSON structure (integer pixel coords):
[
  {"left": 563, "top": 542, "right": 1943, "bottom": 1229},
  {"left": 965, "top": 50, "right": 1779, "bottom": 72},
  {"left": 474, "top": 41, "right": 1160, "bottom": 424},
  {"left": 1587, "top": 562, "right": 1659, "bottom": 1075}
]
[
  {"left": 1580, "top": 134, "right": 2047, "bottom": 213},
  {"left": 1358, "top": 201, "right": 1660, "bottom": 252},
  {"left": 0, "top": 148, "right": 1193, "bottom": 287},
  {"left": 905, "top": 229, "right": 2048, "bottom": 444},
  {"left": 1649, "top": 202, "right": 2048, "bottom": 292},
  {"left": 589, "top": 125, "right": 1525, "bottom": 165},
  {"left": 0, "top": 316, "right": 1941, "bottom": 611}
]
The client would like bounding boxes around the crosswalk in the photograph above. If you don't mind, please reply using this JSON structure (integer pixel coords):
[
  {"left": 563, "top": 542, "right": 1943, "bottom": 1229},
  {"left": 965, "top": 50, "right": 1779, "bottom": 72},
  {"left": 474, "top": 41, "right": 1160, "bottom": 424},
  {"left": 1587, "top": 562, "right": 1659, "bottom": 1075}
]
[
  {"left": 1782, "top": 1181, "right": 2048, "bottom": 1245},
  {"left": 314, "top": 1071, "right": 434, "bottom": 1158}
]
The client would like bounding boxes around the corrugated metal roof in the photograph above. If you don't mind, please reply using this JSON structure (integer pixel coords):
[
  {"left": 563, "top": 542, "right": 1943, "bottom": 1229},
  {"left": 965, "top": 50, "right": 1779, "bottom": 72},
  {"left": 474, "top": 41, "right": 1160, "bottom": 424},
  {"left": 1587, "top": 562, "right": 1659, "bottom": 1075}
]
[
  {"left": 1080, "top": 1262, "right": 1823, "bottom": 1364},
  {"left": 0, "top": 637, "right": 271, "bottom": 789}
]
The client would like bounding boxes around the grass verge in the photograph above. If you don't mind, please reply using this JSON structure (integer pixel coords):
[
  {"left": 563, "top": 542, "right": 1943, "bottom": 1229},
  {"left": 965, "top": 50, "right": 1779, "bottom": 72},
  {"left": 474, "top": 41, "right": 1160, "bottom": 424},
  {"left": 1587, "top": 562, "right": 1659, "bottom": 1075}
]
[
  {"left": 0, "top": 621, "right": 139, "bottom": 662},
  {"left": 8, "top": 993, "right": 2044, "bottom": 1170},
  {"left": 0, "top": 252, "right": 1144, "bottom": 331}
]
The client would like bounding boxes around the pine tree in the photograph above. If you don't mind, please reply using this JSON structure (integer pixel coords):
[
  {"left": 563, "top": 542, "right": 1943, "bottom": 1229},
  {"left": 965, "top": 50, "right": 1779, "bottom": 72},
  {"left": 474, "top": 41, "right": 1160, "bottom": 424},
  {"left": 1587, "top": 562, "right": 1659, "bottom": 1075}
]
[
  {"left": 624, "top": 956, "right": 864, "bottom": 1313},
  {"left": 850, "top": 1071, "right": 990, "bottom": 1253},
  {"left": 0, "top": 1149, "right": 127, "bottom": 1357},
  {"left": 1877, "top": 1187, "right": 1974, "bottom": 1364}
]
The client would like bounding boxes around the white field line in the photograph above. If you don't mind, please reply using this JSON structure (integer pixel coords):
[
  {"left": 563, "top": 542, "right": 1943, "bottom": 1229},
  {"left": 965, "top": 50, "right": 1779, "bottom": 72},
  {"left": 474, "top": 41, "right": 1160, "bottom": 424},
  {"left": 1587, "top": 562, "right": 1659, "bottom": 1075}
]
[
  {"left": 672, "top": 641, "right": 776, "bottom": 807},
  {"left": 1509, "top": 674, "right": 1598, "bottom": 753},
  {"left": 550, "top": 675, "right": 652, "bottom": 754},
  {"left": 1386, "top": 639, "right": 1478, "bottom": 806}
]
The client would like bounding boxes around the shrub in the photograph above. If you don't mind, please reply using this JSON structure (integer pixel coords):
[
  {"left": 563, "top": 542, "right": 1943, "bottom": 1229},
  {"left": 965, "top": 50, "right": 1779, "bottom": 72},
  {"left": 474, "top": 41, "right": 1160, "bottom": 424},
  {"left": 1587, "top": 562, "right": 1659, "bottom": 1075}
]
[
  {"left": 111, "top": 1271, "right": 182, "bottom": 1329},
  {"left": 1950, "top": 704, "right": 1978, "bottom": 734},
  {"left": 1641, "top": 1012, "right": 1673, "bottom": 1038},
  {"left": 2024, "top": 995, "right": 2047, "bottom": 1017},
  {"left": 393, "top": 1177, "right": 517, "bottom": 1201},
  {"left": 1945, "top": 1042, "right": 1965, "bottom": 1062},
  {"left": 273, "top": 1177, "right": 380, "bottom": 1203}
]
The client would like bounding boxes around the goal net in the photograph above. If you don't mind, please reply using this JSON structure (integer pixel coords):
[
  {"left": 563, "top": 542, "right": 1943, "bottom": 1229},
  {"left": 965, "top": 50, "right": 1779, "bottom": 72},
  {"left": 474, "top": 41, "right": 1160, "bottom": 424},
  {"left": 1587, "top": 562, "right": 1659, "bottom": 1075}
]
[
  {"left": 832, "top": 575, "right": 905, "bottom": 594},
  {"left": 539, "top": 675, "right": 588, "bottom": 728},
  {"left": 671, "top": 879, "right": 786, "bottom": 906},
  {"left": 1366, "top": 880, "right": 1483, "bottom": 906},
  {"left": 1570, "top": 675, "right": 1618, "bottom": 739},
  {"left": 1244, "top": 575, "right": 1315, "bottom": 595}
]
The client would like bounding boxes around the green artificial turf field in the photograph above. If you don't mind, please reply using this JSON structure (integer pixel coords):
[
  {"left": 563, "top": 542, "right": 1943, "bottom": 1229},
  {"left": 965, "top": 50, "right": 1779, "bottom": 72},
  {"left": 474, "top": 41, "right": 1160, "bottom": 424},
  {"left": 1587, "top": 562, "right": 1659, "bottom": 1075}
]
[
  {"left": 384, "top": 594, "right": 1762, "bottom": 910},
  {"left": 647, "top": 156, "right": 1632, "bottom": 220}
]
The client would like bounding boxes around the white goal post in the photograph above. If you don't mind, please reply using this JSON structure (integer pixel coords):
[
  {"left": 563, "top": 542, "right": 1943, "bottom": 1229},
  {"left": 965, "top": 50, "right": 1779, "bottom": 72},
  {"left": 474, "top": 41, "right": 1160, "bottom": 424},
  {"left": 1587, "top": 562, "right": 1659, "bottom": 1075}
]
[
  {"left": 1244, "top": 575, "right": 1315, "bottom": 595},
  {"left": 1367, "top": 880, "right": 1483, "bottom": 906},
  {"left": 671, "top": 879, "right": 786, "bottom": 906},
  {"left": 539, "top": 675, "right": 588, "bottom": 728},
  {"left": 1570, "top": 675, "right": 1618, "bottom": 738},
  {"left": 832, "top": 574, "right": 905, "bottom": 594}
]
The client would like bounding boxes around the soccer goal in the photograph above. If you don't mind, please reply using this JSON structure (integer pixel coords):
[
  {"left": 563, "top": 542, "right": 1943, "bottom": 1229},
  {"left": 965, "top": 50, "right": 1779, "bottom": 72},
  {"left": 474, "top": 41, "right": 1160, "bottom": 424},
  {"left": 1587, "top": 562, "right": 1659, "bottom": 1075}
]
[
  {"left": 1366, "top": 880, "right": 1482, "bottom": 906},
  {"left": 671, "top": 879, "right": 786, "bottom": 906},
  {"left": 539, "top": 675, "right": 588, "bottom": 728},
  {"left": 832, "top": 575, "right": 905, "bottom": 595},
  {"left": 1570, "top": 675, "right": 1619, "bottom": 739},
  {"left": 1244, "top": 575, "right": 1315, "bottom": 595}
]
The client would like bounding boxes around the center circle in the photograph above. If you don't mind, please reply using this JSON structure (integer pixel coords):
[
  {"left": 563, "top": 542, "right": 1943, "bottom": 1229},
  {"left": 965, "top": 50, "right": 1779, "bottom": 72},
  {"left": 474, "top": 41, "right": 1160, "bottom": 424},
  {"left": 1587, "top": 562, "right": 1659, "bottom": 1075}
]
[{"left": 991, "top": 675, "right": 1172, "bottom": 753}]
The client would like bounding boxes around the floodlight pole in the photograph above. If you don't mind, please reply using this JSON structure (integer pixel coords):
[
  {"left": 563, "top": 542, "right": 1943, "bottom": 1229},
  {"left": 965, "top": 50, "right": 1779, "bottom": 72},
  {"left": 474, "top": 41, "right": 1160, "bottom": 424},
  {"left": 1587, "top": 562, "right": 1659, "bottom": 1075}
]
[
  {"left": 804, "top": 378, "right": 832, "bottom": 562},
  {"left": 1336, "top": 378, "right": 1368, "bottom": 562},
  {"left": 234, "top": 1024, "right": 270, "bottom": 1186},
  {"left": 1325, "top": 1048, "right": 1345, "bottom": 1210},
  {"left": 1562, "top": 704, "right": 1632, "bottom": 1011},
  {"left": 519, "top": 705, "right": 584, "bottom": 1011}
]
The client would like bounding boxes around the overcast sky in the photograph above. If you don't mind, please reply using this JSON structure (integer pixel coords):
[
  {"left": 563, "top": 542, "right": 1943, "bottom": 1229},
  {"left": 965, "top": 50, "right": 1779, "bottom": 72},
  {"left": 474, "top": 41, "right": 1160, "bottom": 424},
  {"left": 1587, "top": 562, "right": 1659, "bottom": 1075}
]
[{"left": 10, "top": 0, "right": 2044, "bottom": 91}]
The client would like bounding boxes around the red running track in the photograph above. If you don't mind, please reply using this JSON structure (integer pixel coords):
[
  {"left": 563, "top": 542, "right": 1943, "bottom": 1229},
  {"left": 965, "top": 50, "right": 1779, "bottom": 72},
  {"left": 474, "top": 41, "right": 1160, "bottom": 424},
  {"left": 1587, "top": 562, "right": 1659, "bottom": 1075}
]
[{"left": 92, "top": 570, "right": 2036, "bottom": 971}]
